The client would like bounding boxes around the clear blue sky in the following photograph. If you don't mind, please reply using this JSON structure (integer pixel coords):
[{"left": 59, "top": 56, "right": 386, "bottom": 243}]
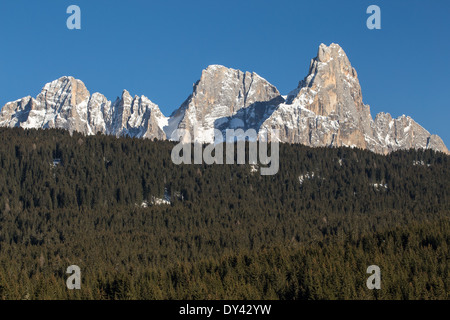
[{"left": 0, "top": 0, "right": 449, "bottom": 144}]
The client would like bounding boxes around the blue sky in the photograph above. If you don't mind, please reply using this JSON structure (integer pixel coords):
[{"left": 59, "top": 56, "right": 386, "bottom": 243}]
[{"left": 0, "top": 0, "right": 449, "bottom": 144}]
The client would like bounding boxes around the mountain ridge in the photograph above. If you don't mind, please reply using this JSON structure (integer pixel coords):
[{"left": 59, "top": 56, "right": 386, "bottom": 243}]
[{"left": 1, "top": 43, "right": 448, "bottom": 154}]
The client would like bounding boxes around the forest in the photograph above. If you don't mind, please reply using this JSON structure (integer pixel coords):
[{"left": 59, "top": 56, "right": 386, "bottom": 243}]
[{"left": 0, "top": 127, "right": 448, "bottom": 299}]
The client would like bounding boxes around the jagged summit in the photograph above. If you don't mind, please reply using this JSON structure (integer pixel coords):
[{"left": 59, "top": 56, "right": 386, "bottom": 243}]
[
  {"left": 0, "top": 76, "right": 168, "bottom": 140},
  {"left": 259, "top": 43, "right": 448, "bottom": 154},
  {"left": 316, "top": 43, "right": 348, "bottom": 62},
  {"left": 0, "top": 44, "right": 448, "bottom": 154},
  {"left": 163, "top": 64, "right": 282, "bottom": 143}
]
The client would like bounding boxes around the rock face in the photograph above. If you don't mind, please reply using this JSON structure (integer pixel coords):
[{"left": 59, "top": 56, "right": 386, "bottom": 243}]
[
  {"left": 0, "top": 76, "right": 167, "bottom": 140},
  {"left": 259, "top": 43, "right": 448, "bottom": 154},
  {"left": 260, "top": 43, "right": 371, "bottom": 149},
  {"left": 0, "top": 44, "right": 448, "bottom": 154},
  {"left": 164, "top": 65, "right": 283, "bottom": 143},
  {"left": 371, "top": 112, "right": 448, "bottom": 154}
]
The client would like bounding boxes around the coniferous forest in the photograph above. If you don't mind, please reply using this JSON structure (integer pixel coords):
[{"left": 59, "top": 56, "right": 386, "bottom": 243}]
[{"left": 0, "top": 127, "right": 448, "bottom": 299}]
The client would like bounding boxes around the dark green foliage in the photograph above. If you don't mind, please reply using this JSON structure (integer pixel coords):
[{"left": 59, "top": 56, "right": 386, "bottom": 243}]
[{"left": 0, "top": 127, "right": 448, "bottom": 299}]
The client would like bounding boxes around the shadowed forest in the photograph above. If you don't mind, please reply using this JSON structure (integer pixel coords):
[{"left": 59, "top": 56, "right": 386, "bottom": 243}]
[{"left": 0, "top": 127, "right": 448, "bottom": 299}]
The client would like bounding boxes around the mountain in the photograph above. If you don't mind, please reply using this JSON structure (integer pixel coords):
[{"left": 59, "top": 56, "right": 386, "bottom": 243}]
[
  {"left": 0, "top": 44, "right": 448, "bottom": 154},
  {"left": 259, "top": 43, "right": 449, "bottom": 154},
  {"left": 0, "top": 76, "right": 168, "bottom": 140},
  {"left": 163, "top": 64, "right": 284, "bottom": 143}
]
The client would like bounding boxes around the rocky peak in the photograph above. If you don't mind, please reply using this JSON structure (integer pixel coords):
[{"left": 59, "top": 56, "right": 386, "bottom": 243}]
[
  {"left": 0, "top": 45, "right": 448, "bottom": 155},
  {"left": 111, "top": 90, "right": 167, "bottom": 139},
  {"left": 372, "top": 112, "right": 449, "bottom": 154},
  {"left": 165, "top": 64, "right": 282, "bottom": 142},
  {"left": 194, "top": 64, "right": 280, "bottom": 112},
  {"left": 38, "top": 76, "right": 90, "bottom": 107},
  {"left": 292, "top": 43, "right": 363, "bottom": 117},
  {"left": 261, "top": 43, "right": 448, "bottom": 154},
  {"left": 0, "top": 77, "right": 167, "bottom": 140},
  {"left": 262, "top": 43, "right": 371, "bottom": 149}
]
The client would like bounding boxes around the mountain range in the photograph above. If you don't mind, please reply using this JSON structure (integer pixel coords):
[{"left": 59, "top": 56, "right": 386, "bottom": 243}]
[{"left": 1, "top": 43, "right": 448, "bottom": 155}]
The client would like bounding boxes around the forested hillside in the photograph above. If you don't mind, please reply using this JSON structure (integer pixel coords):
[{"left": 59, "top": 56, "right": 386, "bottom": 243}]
[{"left": 0, "top": 127, "right": 448, "bottom": 299}]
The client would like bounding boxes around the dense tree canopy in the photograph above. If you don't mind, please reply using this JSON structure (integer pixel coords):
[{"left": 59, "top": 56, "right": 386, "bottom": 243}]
[{"left": 0, "top": 127, "right": 448, "bottom": 299}]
